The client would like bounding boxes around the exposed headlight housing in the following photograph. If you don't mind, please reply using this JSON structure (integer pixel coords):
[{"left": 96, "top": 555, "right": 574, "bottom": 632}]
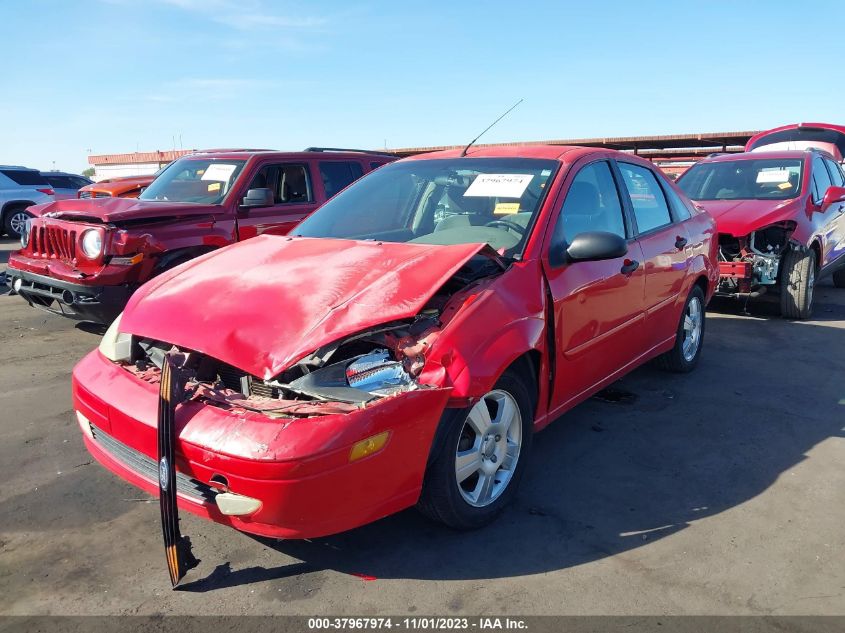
[
  {"left": 99, "top": 312, "right": 132, "bottom": 362},
  {"left": 20, "top": 219, "right": 31, "bottom": 248},
  {"left": 81, "top": 229, "right": 103, "bottom": 259},
  {"left": 345, "top": 350, "right": 416, "bottom": 395}
]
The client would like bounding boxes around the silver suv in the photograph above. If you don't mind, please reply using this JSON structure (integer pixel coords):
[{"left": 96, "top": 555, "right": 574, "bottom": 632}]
[{"left": 0, "top": 166, "right": 55, "bottom": 239}]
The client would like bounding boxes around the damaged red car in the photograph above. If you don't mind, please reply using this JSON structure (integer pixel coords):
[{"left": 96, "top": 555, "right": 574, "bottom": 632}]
[
  {"left": 73, "top": 146, "right": 717, "bottom": 584},
  {"left": 677, "top": 149, "right": 845, "bottom": 318}
]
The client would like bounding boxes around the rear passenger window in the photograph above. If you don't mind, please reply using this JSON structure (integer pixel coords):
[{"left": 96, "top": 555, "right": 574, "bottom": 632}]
[
  {"left": 824, "top": 158, "right": 844, "bottom": 187},
  {"left": 370, "top": 161, "right": 386, "bottom": 170},
  {"left": 320, "top": 161, "right": 364, "bottom": 199},
  {"left": 661, "top": 181, "right": 692, "bottom": 221},
  {"left": 554, "top": 161, "right": 626, "bottom": 245},
  {"left": 1, "top": 169, "right": 49, "bottom": 186},
  {"left": 618, "top": 163, "right": 673, "bottom": 233}
]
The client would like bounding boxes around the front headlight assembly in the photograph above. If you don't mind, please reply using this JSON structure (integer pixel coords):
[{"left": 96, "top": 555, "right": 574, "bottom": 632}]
[
  {"left": 81, "top": 229, "right": 103, "bottom": 259},
  {"left": 99, "top": 313, "right": 132, "bottom": 362},
  {"left": 282, "top": 349, "right": 417, "bottom": 403}
]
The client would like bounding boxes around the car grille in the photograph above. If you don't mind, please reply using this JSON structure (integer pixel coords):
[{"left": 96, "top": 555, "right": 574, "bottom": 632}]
[
  {"left": 79, "top": 191, "right": 111, "bottom": 199},
  {"left": 30, "top": 225, "right": 77, "bottom": 261},
  {"left": 89, "top": 423, "right": 217, "bottom": 504},
  {"left": 217, "top": 363, "right": 278, "bottom": 398}
]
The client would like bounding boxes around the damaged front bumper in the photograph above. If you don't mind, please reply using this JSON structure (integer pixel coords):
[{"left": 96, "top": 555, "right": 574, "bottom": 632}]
[
  {"left": 73, "top": 349, "right": 452, "bottom": 539},
  {"left": 5, "top": 268, "right": 132, "bottom": 324}
]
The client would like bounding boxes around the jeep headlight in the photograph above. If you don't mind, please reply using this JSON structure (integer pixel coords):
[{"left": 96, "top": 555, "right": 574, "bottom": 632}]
[
  {"left": 20, "top": 219, "right": 31, "bottom": 248},
  {"left": 99, "top": 313, "right": 132, "bottom": 362},
  {"left": 81, "top": 229, "right": 103, "bottom": 259}
]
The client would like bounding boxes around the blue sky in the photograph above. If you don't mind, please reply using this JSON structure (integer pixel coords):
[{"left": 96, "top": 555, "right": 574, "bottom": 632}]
[{"left": 1, "top": 0, "right": 844, "bottom": 173}]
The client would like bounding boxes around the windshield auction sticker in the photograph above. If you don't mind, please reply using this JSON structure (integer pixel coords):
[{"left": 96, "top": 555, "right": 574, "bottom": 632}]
[
  {"left": 756, "top": 169, "right": 791, "bottom": 183},
  {"left": 201, "top": 163, "right": 238, "bottom": 182},
  {"left": 464, "top": 174, "right": 533, "bottom": 198}
]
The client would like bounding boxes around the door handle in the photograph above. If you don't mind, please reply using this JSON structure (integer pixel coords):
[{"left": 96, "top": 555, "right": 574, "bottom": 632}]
[
  {"left": 620, "top": 259, "right": 640, "bottom": 275},
  {"left": 675, "top": 236, "right": 688, "bottom": 249}
]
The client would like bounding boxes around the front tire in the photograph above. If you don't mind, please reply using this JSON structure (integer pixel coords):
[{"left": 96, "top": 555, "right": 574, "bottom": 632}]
[
  {"left": 656, "top": 285, "right": 706, "bottom": 373},
  {"left": 3, "top": 206, "right": 32, "bottom": 239},
  {"left": 780, "top": 248, "right": 816, "bottom": 320},
  {"left": 418, "top": 370, "right": 533, "bottom": 530}
]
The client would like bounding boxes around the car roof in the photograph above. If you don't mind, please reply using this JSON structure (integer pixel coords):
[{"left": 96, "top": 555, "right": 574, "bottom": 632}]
[
  {"left": 183, "top": 149, "right": 396, "bottom": 161},
  {"left": 402, "top": 144, "right": 653, "bottom": 166},
  {"left": 40, "top": 171, "right": 85, "bottom": 177},
  {"left": 696, "top": 149, "right": 829, "bottom": 164},
  {"left": 0, "top": 165, "right": 39, "bottom": 171}
]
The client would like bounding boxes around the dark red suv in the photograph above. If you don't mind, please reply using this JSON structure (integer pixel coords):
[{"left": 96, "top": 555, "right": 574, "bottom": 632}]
[{"left": 6, "top": 148, "right": 395, "bottom": 323}]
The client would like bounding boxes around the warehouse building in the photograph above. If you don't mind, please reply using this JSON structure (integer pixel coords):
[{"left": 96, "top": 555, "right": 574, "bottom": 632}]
[
  {"left": 87, "top": 149, "right": 194, "bottom": 181},
  {"left": 86, "top": 130, "right": 758, "bottom": 181}
]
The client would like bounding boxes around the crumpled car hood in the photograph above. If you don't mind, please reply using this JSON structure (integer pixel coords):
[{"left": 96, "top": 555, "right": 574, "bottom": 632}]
[
  {"left": 27, "top": 196, "right": 219, "bottom": 223},
  {"left": 120, "top": 236, "right": 489, "bottom": 378},
  {"left": 695, "top": 198, "right": 801, "bottom": 237}
]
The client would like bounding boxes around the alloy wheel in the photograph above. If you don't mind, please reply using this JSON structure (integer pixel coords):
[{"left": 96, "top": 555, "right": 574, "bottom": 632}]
[
  {"left": 9, "top": 211, "right": 28, "bottom": 235},
  {"left": 682, "top": 296, "right": 703, "bottom": 362},
  {"left": 454, "top": 390, "right": 523, "bottom": 507}
]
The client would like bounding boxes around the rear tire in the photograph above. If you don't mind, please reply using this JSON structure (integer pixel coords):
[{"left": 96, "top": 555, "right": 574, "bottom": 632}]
[
  {"left": 780, "top": 248, "right": 816, "bottom": 320},
  {"left": 833, "top": 267, "right": 845, "bottom": 289},
  {"left": 3, "top": 206, "right": 32, "bottom": 239},
  {"left": 418, "top": 369, "right": 533, "bottom": 530},
  {"left": 656, "top": 285, "right": 706, "bottom": 373}
]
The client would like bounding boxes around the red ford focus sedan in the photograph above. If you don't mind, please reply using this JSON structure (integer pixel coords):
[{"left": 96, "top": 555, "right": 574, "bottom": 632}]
[{"left": 73, "top": 146, "right": 717, "bottom": 584}]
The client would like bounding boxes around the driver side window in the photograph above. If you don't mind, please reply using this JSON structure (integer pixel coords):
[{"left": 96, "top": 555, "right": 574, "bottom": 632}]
[{"left": 553, "top": 161, "right": 626, "bottom": 246}]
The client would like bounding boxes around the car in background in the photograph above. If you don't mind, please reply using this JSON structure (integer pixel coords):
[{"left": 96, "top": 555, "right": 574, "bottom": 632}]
[
  {"left": 677, "top": 149, "right": 845, "bottom": 319},
  {"left": 78, "top": 172, "right": 160, "bottom": 199},
  {"left": 41, "top": 171, "right": 93, "bottom": 200},
  {"left": 746, "top": 123, "right": 845, "bottom": 162},
  {"left": 6, "top": 148, "right": 397, "bottom": 323},
  {"left": 0, "top": 166, "right": 55, "bottom": 239},
  {"left": 72, "top": 145, "right": 717, "bottom": 585}
]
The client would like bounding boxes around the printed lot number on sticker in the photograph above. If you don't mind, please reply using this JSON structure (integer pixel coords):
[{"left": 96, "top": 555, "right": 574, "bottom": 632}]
[
  {"left": 201, "top": 163, "right": 238, "bottom": 182},
  {"left": 756, "top": 169, "right": 791, "bottom": 184},
  {"left": 464, "top": 174, "right": 534, "bottom": 198}
]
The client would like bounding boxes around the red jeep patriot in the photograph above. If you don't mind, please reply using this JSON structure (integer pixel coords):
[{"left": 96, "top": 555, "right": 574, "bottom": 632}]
[{"left": 6, "top": 148, "right": 395, "bottom": 324}]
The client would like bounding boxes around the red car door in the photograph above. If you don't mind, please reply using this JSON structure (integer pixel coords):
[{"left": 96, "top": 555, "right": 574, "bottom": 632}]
[
  {"left": 811, "top": 154, "right": 845, "bottom": 269},
  {"left": 235, "top": 161, "right": 320, "bottom": 240},
  {"left": 615, "top": 161, "right": 690, "bottom": 348},
  {"left": 822, "top": 156, "right": 845, "bottom": 268},
  {"left": 542, "top": 158, "right": 647, "bottom": 414}
]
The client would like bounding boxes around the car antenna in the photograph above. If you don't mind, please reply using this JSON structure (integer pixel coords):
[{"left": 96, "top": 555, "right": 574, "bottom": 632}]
[{"left": 460, "top": 99, "right": 523, "bottom": 157}]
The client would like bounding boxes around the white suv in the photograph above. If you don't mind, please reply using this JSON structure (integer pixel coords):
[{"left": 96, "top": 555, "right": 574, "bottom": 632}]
[{"left": 0, "top": 166, "right": 55, "bottom": 239}]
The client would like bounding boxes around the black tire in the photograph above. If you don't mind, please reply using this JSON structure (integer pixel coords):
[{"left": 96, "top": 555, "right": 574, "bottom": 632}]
[
  {"left": 656, "top": 285, "right": 706, "bottom": 373},
  {"left": 3, "top": 206, "right": 32, "bottom": 239},
  {"left": 418, "top": 369, "right": 534, "bottom": 530},
  {"left": 779, "top": 247, "right": 816, "bottom": 320},
  {"left": 833, "top": 267, "right": 845, "bottom": 289}
]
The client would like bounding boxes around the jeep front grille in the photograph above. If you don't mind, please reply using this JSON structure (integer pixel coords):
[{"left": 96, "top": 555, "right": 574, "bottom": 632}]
[{"left": 30, "top": 225, "right": 77, "bottom": 261}]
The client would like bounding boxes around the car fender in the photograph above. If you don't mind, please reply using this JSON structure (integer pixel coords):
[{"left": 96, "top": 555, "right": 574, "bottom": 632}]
[
  {"left": 448, "top": 316, "right": 545, "bottom": 400},
  {"left": 1, "top": 199, "right": 37, "bottom": 219}
]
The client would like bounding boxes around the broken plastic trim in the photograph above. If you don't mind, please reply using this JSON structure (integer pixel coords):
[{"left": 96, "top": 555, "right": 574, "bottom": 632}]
[{"left": 158, "top": 352, "right": 199, "bottom": 588}]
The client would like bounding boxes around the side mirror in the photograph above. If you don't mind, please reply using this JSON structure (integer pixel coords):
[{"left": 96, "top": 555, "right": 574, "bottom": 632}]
[
  {"left": 821, "top": 185, "right": 845, "bottom": 210},
  {"left": 241, "top": 188, "right": 274, "bottom": 208},
  {"left": 566, "top": 231, "right": 628, "bottom": 262}
]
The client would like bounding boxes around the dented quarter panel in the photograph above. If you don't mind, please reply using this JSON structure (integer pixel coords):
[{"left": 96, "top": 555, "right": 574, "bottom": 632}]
[{"left": 120, "top": 236, "right": 489, "bottom": 379}]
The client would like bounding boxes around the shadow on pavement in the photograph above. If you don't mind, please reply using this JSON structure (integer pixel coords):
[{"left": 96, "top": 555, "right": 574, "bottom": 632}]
[{"left": 179, "top": 287, "right": 845, "bottom": 588}]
